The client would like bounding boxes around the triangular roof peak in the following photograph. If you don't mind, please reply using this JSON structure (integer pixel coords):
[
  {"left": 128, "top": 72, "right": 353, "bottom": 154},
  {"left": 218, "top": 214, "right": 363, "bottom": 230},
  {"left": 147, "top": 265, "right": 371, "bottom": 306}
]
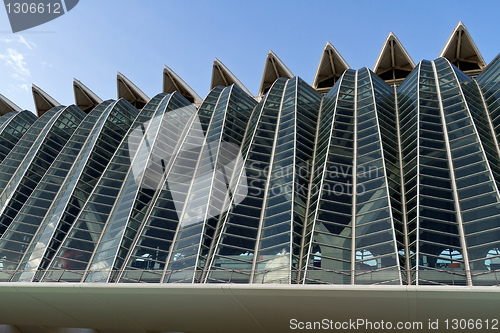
[
  {"left": 163, "top": 65, "right": 203, "bottom": 105},
  {"left": 211, "top": 58, "right": 254, "bottom": 98},
  {"left": 313, "top": 41, "right": 350, "bottom": 93},
  {"left": 117, "top": 72, "right": 149, "bottom": 109},
  {"left": 32, "top": 84, "right": 61, "bottom": 117},
  {"left": 73, "top": 79, "right": 103, "bottom": 114},
  {"left": 258, "top": 50, "right": 293, "bottom": 98},
  {"left": 0, "top": 93, "right": 22, "bottom": 116},
  {"left": 373, "top": 32, "right": 416, "bottom": 84},
  {"left": 439, "top": 21, "right": 486, "bottom": 71}
]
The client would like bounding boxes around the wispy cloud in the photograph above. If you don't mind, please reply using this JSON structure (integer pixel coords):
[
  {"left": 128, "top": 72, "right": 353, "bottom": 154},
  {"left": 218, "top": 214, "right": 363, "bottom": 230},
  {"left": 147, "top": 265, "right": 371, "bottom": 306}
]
[
  {"left": 8, "top": 83, "right": 30, "bottom": 92},
  {"left": 0, "top": 48, "right": 31, "bottom": 80},
  {"left": 41, "top": 61, "right": 52, "bottom": 68},
  {"left": 0, "top": 35, "right": 36, "bottom": 94},
  {"left": 0, "top": 37, "right": 15, "bottom": 44},
  {"left": 0, "top": 36, "right": 35, "bottom": 48},
  {"left": 18, "top": 35, "right": 36, "bottom": 50}
]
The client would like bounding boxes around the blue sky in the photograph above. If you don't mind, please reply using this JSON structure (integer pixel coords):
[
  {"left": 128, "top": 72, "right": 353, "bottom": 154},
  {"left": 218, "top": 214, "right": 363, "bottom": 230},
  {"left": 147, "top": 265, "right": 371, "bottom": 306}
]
[{"left": 0, "top": 0, "right": 499, "bottom": 112}]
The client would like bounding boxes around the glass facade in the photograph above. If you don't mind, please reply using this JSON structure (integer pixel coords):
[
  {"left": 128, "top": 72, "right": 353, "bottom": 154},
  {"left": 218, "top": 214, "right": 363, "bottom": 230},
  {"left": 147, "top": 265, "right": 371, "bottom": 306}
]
[
  {"left": 303, "top": 68, "right": 401, "bottom": 285},
  {"left": 1, "top": 52, "right": 500, "bottom": 286}
]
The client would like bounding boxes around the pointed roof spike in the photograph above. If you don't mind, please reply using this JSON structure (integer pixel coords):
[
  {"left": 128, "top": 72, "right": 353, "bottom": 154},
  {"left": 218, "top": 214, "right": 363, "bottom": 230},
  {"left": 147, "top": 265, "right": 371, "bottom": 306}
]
[
  {"left": 313, "top": 41, "right": 350, "bottom": 93},
  {"left": 117, "top": 72, "right": 149, "bottom": 109},
  {"left": 73, "top": 79, "right": 103, "bottom": 114},
  {"left": 373, "top": 32, "right": 416, "bottom": 84},
  {"left": 163, "top": 65, "right": 203, "bottom": 105},
  {"left": 32, "top": 84, "right": 61, "bottom": 117},
  {"left": 0, "top": 93, "right": 22, "bottom": 116},
  {"left": 439, "top": 21, "right": 486, "bottom": 73},
  {"left": 258, "top": 50, "right": 293, "bottom": 98},
  {"left": 211, "top": 58, "right": 254, "bottom": 98}
]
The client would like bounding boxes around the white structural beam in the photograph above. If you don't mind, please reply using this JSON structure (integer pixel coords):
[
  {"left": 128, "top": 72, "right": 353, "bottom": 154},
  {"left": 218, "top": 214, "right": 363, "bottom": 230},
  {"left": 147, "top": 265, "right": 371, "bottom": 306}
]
[
  {"left": 439, "top": 21, "right": 486, "bottom": 71},
  {"left": 73, "top": 79, "right": 103, "bottom": 114},
  {"left": 258, "top": 50, "right": 293, "bottom": 98},
  {"left": 373, "top": 32, "right": 415, "bottom": 83},
  {"left": 117, "top": 72, "right": 149, "bottom": 109},
  {"left": 211, "top": 58, "right": 254, "bottom": 98},
  {"left": 313, "top": 41, "right": 350, "bottom": 92},
  {"left": 32, "top": 84, "right": 61, "bottom": 117},
  {"left": 0, "top": 93, "right": 22, "bottom": 116},
  {"left": 163, "top": 65, "right": 203, "bottom": 105}
]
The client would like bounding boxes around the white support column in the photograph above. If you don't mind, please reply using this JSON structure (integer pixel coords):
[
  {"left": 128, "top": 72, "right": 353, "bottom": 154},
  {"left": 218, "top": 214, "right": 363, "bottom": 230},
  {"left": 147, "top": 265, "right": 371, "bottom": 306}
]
[
  {"left": 431, "top": 61, "right": 472, "bottom": 286},
  {"left": 350, "top": 70, "right": 358, "bottom": 285}
]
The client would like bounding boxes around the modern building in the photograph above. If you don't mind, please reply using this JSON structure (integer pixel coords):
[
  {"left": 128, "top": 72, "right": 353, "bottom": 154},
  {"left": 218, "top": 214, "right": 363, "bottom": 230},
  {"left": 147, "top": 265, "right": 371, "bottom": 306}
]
[{"left": 0, "top": 22, "right": 500, "bottom": 332}]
